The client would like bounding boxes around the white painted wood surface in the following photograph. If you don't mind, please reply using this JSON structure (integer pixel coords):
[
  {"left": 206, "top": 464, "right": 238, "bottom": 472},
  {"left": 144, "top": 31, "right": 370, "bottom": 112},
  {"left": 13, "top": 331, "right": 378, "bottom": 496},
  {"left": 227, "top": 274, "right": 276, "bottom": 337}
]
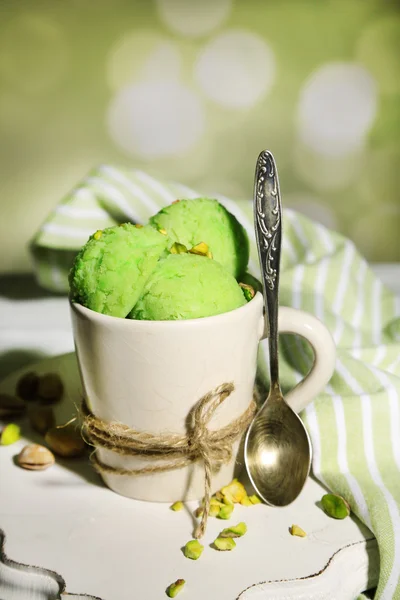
[{"left": 0, "top": 353, "right": 378, "bottom": 600}]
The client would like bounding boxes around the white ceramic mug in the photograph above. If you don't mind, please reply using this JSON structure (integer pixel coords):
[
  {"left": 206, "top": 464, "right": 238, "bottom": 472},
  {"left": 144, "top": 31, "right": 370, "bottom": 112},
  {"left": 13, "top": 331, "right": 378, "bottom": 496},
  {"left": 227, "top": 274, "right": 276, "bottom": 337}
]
[{"left": 70, "top": 293, "right": 336, "bottom": 502}]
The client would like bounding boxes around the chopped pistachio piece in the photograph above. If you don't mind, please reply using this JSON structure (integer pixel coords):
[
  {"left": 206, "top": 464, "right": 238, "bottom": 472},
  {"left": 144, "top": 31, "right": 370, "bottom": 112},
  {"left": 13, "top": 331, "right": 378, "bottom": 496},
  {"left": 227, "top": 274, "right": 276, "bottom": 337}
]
[
  {"left": 221, "top": 479, "right": 247, "bottom": 504},
  {"left": 135, "top": 223, "right": 143, "bottom": 228},
  {"left": 0, "top": 423, "right": 21, "bottom": 445},
  {"left": 290, "top": 524, "right": 307, "bottom": 537},
  {"left": 158, "top": 228, "right": 168, "bottom": 235},
  {"left": 189, "top": 242, "right": 209, "bottom": 256},
  {"left": 240, "top": 496, "right": 252, "bottom": 507},
  {"left": 169, "top": 242, "right": 188, "bottom": 254},
  {"left": 194, "top": 506, "right": 204, "bottom": 518},
  {"left": 215, "top": 491, "right": 225, "bottom": 502},
  {"left": 249, "top": 494, "right": 262, "bottom": 504},
  {"left": 166, "top": 579, "right": 185, "bottom": 597},
  {"left": 220, "top": 522, "right": 247, "bottom": 538},
  {"left": 93, "top": 230, "right": 103, "bottom": 240},
  {"left": 172, "top": 199, "right": 181, "bottom": 204},
  {"left": 170, "top": 501, "right": 184, "bottom": 512},
  {"left": 239, "top": 283, "right": 255, "bottom": 302},
  {"left": 217, "top": 503, "right": 234, "bottom": 520},
  {"left": 321, "top": 493, "right": 351, "bottom": 519},
  {"left": 183, "top": 539, "right": 204, "bottom": 560},
  {"left": 214, "top": 536, "right": 236, "bottom": 551}
]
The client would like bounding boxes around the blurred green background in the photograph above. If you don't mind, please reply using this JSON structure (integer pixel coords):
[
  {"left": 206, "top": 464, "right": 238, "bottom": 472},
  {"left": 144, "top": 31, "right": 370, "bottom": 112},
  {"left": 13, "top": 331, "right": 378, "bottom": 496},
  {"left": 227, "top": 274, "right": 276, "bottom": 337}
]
[{"left": 1, "top": 0, "right": 399, "bottom": 274}]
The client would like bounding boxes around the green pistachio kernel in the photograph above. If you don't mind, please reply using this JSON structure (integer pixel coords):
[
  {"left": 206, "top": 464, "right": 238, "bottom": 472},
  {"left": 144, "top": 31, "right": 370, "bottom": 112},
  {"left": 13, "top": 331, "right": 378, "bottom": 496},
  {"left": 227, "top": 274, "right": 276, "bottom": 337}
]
[
  {"left": 217, "top": 503, "right": 234, "bottom": 520},
  {"left": 219, "top": 522, "right": 247, "bottom": 538},
  {"left": 249, "top": 494, "right": 262, "bottom": 504},
  {"left": 166, "top": 579, "right": 185, "bottom": 597},
  {"left": 214, "top": 536, "right": 236, "bottom": 551},
  {"left": 183, "top": 539, "right": 204, "bottom": 560},
  {"left": 290, "top": 524, "right": 307, "bottom": 537},
  {"left": 169, "top": 242, "right": 188, "bottom": 254},
  {"left": 321, "top": 493, "right": 351, "bottom": 519},
  {"left": 170, "top": 501, "right": 184, "bottom": 512},
  {"left": 0, "top": 423, "right": 21, "bottom": 445}
]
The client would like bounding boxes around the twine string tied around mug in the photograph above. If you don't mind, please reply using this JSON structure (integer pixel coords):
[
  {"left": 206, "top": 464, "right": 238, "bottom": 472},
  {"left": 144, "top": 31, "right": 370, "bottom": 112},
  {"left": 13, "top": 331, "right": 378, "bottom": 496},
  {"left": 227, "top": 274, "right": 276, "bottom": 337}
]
[{"left": 81, "top": 382, "right": 257, "bottom": 538}]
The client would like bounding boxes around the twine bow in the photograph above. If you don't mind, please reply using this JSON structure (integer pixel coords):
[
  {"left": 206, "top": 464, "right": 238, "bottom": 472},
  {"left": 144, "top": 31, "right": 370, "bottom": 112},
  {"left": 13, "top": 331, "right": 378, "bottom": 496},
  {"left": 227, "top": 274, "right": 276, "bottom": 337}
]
[{"left": 81, "top": 383, "right": 257, "bottom": 538}]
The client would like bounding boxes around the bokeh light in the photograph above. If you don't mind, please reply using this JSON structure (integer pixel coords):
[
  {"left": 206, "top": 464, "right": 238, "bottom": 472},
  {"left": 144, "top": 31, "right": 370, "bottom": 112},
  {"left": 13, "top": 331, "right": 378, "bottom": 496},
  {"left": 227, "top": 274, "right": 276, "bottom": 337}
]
[
  {"left": 0, "top": 13, "right": 68, "bottom": 95},
  {"left": 156, "top": 0, "right": 232, "bottom": 38},
  {"left": 107, "top": 80, "right": 205, "bottom": 159},
  {"left": 195, "top": 30, "right": 276, "bottom": 109},
  {"left": 107, "top": 31, "right": 181, "bottom": 91},
  {"left": 297, "top": 62, "right": 377, "bottom": 157}
]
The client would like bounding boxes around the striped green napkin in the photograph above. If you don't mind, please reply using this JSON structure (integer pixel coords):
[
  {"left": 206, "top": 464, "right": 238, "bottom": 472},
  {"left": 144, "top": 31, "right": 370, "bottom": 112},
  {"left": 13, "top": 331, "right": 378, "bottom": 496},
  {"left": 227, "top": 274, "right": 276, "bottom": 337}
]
[{"left": 31, "top": 166, "right": 400, "bottom": 599}]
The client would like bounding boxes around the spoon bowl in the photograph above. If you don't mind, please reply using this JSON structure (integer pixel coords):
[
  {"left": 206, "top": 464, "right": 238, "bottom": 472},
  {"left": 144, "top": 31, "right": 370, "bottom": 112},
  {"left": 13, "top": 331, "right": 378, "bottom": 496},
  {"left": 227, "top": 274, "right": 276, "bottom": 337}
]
[
  {"left": 244, "top": 150, "right": 312, "bottom": 506},
  {"left": 245, "top": 388, "right": 311, "bottom": 506}
]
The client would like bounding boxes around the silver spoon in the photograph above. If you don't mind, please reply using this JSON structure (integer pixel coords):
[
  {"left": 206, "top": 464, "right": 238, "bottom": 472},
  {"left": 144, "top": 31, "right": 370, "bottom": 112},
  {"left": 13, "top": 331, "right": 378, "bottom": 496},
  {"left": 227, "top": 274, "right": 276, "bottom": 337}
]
[{"left": 244, "top": 150, "right": 312, "bottom": 506}]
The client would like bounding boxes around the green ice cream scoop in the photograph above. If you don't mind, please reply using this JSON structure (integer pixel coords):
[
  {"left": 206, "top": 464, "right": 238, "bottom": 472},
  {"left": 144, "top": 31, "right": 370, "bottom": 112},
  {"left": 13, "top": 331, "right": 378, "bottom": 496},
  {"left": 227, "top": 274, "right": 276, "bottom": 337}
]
[
  {"left": 129, "top": 254, "right": 247, "bottom": 321},
  {"left": 69, "top": 224, "right": 167, "bottom": 318},
  {"left": 149, "top": 198, "right": 249, "bottom": 278}
]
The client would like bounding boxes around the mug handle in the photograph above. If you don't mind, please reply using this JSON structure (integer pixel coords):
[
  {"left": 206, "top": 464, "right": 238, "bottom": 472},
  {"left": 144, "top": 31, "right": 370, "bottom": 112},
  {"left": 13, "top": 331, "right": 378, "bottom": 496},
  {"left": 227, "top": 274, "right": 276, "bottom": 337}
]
[{"left": 262, "top": 306, "right": 336, "bottom": 414}]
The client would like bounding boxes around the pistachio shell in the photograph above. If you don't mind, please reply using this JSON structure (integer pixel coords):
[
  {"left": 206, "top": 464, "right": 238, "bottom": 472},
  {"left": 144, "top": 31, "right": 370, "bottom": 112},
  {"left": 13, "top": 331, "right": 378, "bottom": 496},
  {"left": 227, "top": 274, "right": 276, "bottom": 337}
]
[
  {"left": 16, "top": 372, "right": 39, "bottom": 401},
  {"left": 28, "top": 406, "right": 55, "bottom": 435},
  {"left": 17, "top": 444, "right": 55, "bottom": 470},
  {"left": 45, "top": 425, "right": 85, "bottom": 458},
  {"left": 0, "top": 393, "right": 26, "bottom": 418},
  {"left": 37, "top": 374, "right": 64, "bottom": 404}
]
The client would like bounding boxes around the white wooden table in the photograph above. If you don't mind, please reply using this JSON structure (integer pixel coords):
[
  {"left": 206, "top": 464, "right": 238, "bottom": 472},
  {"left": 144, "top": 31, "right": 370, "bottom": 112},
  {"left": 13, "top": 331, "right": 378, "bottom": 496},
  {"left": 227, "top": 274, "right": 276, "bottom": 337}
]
[{"left": 0, "top": 265, "right": 398, "bottom": 600}]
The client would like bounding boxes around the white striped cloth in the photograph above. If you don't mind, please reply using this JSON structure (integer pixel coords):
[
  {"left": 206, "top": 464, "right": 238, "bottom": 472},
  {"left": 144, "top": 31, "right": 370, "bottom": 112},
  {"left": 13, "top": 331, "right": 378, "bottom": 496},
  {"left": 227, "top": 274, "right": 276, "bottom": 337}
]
[{"left": 31, "top": 166, "right": 400, "bottom": 599}]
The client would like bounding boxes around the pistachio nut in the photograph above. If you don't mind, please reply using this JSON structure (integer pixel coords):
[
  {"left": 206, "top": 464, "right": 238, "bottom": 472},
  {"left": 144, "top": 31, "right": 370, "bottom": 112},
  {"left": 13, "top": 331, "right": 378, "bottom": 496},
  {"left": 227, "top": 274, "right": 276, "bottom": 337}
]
[
  {"left": 189, "top": 242, "right": 209, "bottom": 257},
  {"left": 213, "top": 536, "right": 236, "bottom": 551},
  {"left": 169, "top": 242, "right": 188, "bottom": 255},
  {"left": 37, "top": 373, "right": 64, "bottom": 404},
  {"left": 217, "top": 503, "right": 234, "bottom": 520},
  {"left": 220, "top": 478, "right": 247, "bottom": 504},
  {"left": 135, "top": 224, "right": 144, "bottom": 228},
  {"left": 158, "top": 228, "right": 168, "bottom": 235},
  {"left": 240, "top": 495, "right": 253, "bottom": 507},
  {"left": 249, "top": 494, "right": 262, "bottom": 505},
  {"left": 194, "top": 506, "right": 204, "bottom": 518},
  {"left": 321, "top": 493, "right": 350, "bottom": 519},
  {"left": 166, "top": 579, "right": 185, "bottom": 598},
  {"left": 93, "top": 230, "right": 103, "bottom": 240},
  {"left": 16, "top": 371, "right": 39, "bottom": 401},
  {"left": 239, "top": 283, "right": 255, "bottom": 302},
  {"left": 0, "top": 393, "right": 26, "bottom": 419},
  {"left": 183, "top": 539, "right": 204, "bottom": 560},
  {"left": 219, "top": 522, "right": 247, "bottom": 538},
  {"left": 28, "top": 406, "right": 55, "bottom": 435},
  {"left": 17, "top": 444, "right": 55, "bottom": 470},
  {"left": 0, "top": 423, "right": 20, "bottom": 445},
  {"left": 45, "top": 425, "right": 85, "bottom": 458},
  {"left": 290, "top": 524, "right": 306, "bottom": 537},
  {"left": 170, "top": 501, "right": 184, "bottom": 512}
]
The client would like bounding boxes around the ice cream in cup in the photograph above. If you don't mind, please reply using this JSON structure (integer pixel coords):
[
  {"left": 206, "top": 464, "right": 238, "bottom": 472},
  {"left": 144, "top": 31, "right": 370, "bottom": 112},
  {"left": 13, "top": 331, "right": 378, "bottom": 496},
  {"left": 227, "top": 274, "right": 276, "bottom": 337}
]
[{"left": 69, "top": 199, "right": 336, "bottom": 502}]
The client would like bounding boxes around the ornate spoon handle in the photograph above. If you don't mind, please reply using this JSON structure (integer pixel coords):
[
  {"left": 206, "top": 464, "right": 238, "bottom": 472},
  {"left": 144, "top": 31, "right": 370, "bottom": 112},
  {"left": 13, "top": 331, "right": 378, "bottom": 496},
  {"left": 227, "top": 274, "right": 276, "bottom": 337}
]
[{"left": 253, "top": 150, "right": 282, "bottom": 390}]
